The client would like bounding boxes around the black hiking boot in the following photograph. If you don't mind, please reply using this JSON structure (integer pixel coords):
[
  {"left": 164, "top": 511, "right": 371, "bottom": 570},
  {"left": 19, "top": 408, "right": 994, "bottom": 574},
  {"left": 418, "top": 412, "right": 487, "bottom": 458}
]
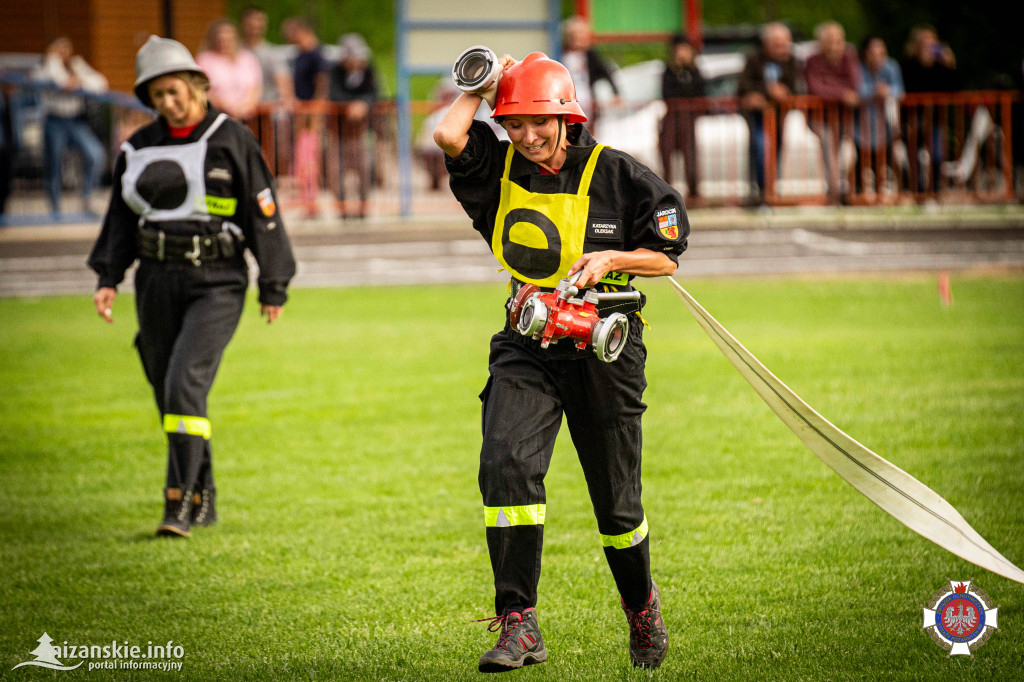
[
  {"left": 190, "top": 488, "right": 217, "bottom": 527},
  {"left": 156, "top": 487, "right": 193, "bottom": 538},
  {"left": 622, "top": 581, "right": 668, "bottom": 669},
  {"left": 477, "top": 608, "right": 547, "bottom": 673}
]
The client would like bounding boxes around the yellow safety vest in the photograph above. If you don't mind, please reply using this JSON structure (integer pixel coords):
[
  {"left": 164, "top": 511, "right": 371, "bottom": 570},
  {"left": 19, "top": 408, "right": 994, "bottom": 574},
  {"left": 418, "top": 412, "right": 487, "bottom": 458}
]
[{"left": 492, "top": 143, "right": 625, "bottom": 288}]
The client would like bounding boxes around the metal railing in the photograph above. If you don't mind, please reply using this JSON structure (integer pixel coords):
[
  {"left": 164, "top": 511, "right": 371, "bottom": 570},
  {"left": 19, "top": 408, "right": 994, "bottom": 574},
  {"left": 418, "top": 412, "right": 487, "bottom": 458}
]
[
  {"left": 2, "top": 72, "right": 1019, "bottom": 222},
  {"left": 761, "top": 91, "right": 1018, "bottom": 205}
]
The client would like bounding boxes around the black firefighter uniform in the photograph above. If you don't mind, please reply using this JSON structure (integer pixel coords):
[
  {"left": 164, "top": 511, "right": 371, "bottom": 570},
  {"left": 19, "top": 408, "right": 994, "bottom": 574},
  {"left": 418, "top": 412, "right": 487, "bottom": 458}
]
[
  {"left": 446, "top": 121, "right": 689, "bottom": 615},
  {"left": 88, "top": 107, "right": 296, "bottom": 497}
]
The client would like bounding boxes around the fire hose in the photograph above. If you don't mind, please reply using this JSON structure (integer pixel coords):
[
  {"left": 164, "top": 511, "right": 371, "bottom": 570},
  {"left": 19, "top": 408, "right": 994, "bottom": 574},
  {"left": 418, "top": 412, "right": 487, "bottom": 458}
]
[{"left": 667, "top": 276, "right": 1024, "bottom": 584}]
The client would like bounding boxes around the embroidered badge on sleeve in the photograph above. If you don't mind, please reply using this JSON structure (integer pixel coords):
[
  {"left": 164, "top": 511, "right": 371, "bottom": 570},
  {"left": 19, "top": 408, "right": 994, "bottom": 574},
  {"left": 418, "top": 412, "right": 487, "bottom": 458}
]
[
  {"left": 256, "top": 188, "right": 277, "bottom": 217},
  {"left": 655, "top": 208, "right": 679, "bottom": 240}
]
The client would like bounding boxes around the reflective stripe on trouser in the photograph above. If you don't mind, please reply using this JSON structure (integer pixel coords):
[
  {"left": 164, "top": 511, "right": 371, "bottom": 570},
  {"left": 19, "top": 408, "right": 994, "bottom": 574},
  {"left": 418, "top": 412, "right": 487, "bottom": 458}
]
[
  {"left": 479, "top": 324, "right": 652, "bottom": 614},
  {"left": 601, "top": 515, "right": 649, "bottom": 550},
  {"left": 163, "top": 414, "right": 211, "bottom": 439},
  {"left": 485, "top": 504, "right": 546, "bottom": 527},
  {"left": 134, "top": 259, "right": 247, "bottom": 492}
]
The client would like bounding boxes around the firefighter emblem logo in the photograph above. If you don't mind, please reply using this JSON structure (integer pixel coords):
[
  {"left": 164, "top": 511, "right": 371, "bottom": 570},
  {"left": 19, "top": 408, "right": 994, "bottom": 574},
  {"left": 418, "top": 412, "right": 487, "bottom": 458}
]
[
  {"left": 256, "top": 188, "right": 276, "bottom": 217},
  {"left": 655, "top": 208, "right": 679, "bottom": 240},
  {"left": 922, "top": 580, "right": 999, "bottom": 656}
]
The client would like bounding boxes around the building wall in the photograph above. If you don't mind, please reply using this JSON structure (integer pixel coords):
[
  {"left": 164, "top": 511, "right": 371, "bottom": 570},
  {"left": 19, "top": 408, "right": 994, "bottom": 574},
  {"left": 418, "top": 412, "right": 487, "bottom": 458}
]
[
  {"left": 0, "top": 0, "right": 226, "bottom": 93},
  {"left": 91, "top": 0, "right": 164, "bottom": 93}
]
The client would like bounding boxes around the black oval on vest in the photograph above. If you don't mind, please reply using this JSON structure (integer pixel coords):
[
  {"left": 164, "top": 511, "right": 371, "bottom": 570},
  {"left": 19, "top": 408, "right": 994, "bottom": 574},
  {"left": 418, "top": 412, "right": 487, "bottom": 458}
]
[
  {"left": 137, "top": 160, "right": 189, "bottom": 210},
  {"left": 502, "top": 208, "right": 561, "bottom": 280}
]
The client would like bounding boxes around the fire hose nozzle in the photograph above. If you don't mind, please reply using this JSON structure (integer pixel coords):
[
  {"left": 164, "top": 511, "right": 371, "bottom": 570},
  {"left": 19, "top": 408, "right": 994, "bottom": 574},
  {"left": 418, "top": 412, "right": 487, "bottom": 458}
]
[{"left": 453, "top": 46, "right": 501, "bottom": 107}]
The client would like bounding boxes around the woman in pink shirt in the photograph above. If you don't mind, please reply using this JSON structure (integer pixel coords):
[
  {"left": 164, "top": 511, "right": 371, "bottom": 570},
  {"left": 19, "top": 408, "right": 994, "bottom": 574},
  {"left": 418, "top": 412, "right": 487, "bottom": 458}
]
[{"left": 196, "top": 19, "right": 263, "bottom": 120}]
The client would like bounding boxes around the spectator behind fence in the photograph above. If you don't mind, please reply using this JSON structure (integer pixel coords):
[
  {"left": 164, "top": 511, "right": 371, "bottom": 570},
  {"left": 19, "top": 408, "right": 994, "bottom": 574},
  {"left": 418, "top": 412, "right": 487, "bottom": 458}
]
[
  {"left": 805, "top": 21, "right": 861, "bottom": 204},
  {"left": 196, "top": 19, "right": 263, "bottom": 120},
  {"left": 283, "top": 17, "right": 328, "bottom": 101},
  {"left": 241, "top": 5, "right": 294, "bottom": 105},
  {"left": 901, "top": 25, "right": 959, "bottom": 193},
  {"left": 329, "top": 33, "right": 379, "bottom": 218},
  {"left": 737, "top": 22, "right": 803, "bottom": 204},
  {"left": 417, "top": 79, "right": 460, "bottom": 192},
  {"left": 901, "top": 25, "right": 959, "bottom": 94},
  {"left": 1, "top": 88, "right": 13, "bottom": 222},
  {"left": 417, "top": 78, "right": 508, "bottom": 193},
  {"left": 32, "top": 37, "right": 108, "bottom": 217},
  {"left": 857, "top": 36, "right": 906, "bottom": 192},
  {"left": 659, "top": 33, "right": 705, "bottom": 198},
  {"left": 561, "top": 15, "right": 620, "bottom": 128},
  {"left": 283, "top": 17, "right": 328, "bottom": 217}
]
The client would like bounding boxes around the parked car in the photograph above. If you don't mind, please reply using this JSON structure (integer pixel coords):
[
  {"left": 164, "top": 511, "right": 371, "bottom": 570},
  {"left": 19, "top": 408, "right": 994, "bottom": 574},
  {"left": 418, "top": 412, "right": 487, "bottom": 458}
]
[{"left": 592, "top": 47, "right": 826, "bottom": 200}]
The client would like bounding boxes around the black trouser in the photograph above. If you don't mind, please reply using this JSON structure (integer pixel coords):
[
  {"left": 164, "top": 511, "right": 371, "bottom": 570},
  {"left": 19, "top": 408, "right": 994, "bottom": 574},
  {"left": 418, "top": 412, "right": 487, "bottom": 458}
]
[
  {"left": 134, "top": 258, "right": 247, "bottom": 493},
  {"left": 479, "top": 314, "right": 652, "bottom": 616}
]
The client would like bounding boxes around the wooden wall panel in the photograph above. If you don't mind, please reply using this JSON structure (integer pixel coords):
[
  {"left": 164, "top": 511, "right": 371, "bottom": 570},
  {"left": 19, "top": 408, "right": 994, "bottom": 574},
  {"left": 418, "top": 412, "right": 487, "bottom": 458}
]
[
  {"left": 0, "top": 0, "right": 226, "bottom": 94},
  {"left": 170, "top": 0, "right": 227, "bottom": 55},
  {"left": 0, "top": 0, "right": 91, "bottom": 58},
  {"left": 90, "top": 0, "right": 163, "bottom": 93}
]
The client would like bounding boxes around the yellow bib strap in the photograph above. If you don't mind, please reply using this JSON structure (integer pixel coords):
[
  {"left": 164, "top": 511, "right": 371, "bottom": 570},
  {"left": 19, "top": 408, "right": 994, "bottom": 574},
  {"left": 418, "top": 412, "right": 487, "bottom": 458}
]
[
  {"left": 502, "top": 143, "right": 607, "bottom": 192},
  {"left": 502, "top": 143, "right": 515, "bottom": 180},
  {"left": 577, "top": 144, "right": 607, "bottom": 197}
]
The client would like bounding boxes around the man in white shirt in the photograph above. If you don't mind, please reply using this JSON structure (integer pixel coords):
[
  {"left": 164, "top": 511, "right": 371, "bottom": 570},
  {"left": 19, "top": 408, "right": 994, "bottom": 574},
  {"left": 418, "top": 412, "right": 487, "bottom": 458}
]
[{"left": 33, "top": 37, "right": 108, "bottom": 216}]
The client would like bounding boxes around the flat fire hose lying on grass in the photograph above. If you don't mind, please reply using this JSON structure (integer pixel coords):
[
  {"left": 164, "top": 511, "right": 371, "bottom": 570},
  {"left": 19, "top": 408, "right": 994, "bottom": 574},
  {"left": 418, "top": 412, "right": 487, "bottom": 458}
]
[{"left": 667, "top": 276, "right": 1024, "bottom": 584}]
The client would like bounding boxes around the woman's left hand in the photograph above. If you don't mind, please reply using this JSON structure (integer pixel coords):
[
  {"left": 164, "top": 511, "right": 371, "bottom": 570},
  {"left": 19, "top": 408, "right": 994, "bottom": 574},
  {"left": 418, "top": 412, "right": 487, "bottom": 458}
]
[
  {"left": 568, "top": 251, "right": 618, "bottom": 288},
  {"left": 260, "top": 305, "right": 283, "bottom": 324}
]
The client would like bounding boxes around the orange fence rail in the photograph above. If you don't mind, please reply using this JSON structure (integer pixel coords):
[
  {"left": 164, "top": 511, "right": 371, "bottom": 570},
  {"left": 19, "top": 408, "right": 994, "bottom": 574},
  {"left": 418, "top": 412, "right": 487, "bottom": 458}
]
[
  {"left": 2, "top": 75, "right": 1019, "bottom": 221},
  {"left": 240, "top": 91, "right": 1018, "bottom": 216}
]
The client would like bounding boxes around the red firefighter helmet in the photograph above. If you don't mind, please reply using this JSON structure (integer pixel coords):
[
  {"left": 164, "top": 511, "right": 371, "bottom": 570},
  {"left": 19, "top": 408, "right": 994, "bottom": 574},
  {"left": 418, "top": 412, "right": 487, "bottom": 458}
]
[{"left": 491, "top": 52, "right": 588, "bottom": 123}]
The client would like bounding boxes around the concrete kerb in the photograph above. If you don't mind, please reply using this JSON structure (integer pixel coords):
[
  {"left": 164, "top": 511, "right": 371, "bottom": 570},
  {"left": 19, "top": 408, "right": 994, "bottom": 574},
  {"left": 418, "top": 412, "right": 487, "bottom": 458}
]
[{"left": 2, "top": 204, "right": 1023, "bottom": 246}]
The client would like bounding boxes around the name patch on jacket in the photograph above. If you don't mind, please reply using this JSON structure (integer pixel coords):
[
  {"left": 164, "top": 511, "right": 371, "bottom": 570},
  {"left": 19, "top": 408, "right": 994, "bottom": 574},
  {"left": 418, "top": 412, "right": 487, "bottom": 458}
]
[
  {"left": 655, "top": 208, "right": 680, "bottom": 240},
  {"left": 588, "top": 218, "right": 622, "bottom": 241}
]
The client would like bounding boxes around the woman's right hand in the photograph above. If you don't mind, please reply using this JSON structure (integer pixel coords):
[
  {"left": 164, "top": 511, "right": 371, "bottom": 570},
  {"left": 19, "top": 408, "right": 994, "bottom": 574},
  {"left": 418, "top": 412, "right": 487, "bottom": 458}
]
[
  {"left": 478, "top": 55, "right": 516, "bottom": 109},
  {"left": 497, "top": 54, "right": 517, "bottom": 74},
  {"left": 93, "top": 287, "right": 116, "bottom": 323}
]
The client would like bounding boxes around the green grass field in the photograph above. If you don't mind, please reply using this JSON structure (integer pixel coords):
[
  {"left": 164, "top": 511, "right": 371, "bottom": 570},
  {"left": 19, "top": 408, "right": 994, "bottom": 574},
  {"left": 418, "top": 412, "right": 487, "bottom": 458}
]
[{"left": 1, "top": 275, "right": 1022, "bottom": 680}]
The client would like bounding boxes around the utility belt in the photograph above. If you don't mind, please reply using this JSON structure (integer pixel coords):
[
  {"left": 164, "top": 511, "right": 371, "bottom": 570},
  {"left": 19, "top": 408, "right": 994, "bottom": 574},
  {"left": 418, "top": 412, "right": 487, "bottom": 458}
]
[
  {"left": 137, "top": 226, "right": 240, "bottom": 266},
  {"left": 509, "top": 278, "right": 645, "bottom": 317}
]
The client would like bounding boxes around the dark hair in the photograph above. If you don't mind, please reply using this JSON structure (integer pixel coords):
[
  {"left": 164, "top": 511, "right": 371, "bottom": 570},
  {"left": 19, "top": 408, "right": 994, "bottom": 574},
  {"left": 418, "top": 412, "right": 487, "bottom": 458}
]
[
  {"left": 240, "top": 5, "right": 265, "bottom": 19},
  {"left": 670, "top": 33, "right": 691, "bottom": 48},
  {"left": 859, "top": 35, "right": 886, "bottom": 60},
  {"left": 565, "top": 122, "right": 583, "bottom": 145}
]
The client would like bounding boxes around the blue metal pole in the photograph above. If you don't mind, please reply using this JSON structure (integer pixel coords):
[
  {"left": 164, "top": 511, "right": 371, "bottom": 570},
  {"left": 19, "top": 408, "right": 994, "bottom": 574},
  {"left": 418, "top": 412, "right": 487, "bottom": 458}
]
[
  {"left": 396, "top": 0, "right": 413, "bottom": 217},
  {"left": 548, "top": 0, "right": 562, "bottom": 59}
]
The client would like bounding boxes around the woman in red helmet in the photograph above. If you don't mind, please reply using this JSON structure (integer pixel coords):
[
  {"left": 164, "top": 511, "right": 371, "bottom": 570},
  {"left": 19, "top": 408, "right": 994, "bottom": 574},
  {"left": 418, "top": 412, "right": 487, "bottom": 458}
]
[{"left": 435, "top": 52, "right": 688, "bottom": 672}]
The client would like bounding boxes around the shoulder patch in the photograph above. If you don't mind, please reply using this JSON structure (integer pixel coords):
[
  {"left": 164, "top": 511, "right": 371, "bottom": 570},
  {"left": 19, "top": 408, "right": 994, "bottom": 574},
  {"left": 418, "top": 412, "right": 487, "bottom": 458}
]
[
  {"left": 655, "top": 207, "right": 680, "bottom": 240},
  {"left": 256, "top": 188, "right": 276, "bottom": 217}
]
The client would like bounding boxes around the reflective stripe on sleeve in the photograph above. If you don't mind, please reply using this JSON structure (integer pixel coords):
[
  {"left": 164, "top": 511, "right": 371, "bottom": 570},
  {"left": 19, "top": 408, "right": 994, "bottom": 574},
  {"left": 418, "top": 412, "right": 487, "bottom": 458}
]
[
  {"left": 601, "top": 515, "right": 648, "bottom": 550},
  {"left": 163, "top": 414, "right": 212, "bottom": 440},
  {"left": 484, "top": 504, "right": 546, "bottom": 527}
]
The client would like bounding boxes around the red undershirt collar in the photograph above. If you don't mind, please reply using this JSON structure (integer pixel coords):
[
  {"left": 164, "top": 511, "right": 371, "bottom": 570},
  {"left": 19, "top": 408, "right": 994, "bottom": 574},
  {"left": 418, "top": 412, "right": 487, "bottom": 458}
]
[{"left": 168, "top": 122, "right": 200, "bottom": 139}]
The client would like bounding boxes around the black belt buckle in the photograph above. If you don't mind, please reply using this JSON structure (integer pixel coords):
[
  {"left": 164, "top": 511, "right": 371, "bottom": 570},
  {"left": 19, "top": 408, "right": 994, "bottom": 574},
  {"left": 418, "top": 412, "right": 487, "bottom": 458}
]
[
  {"left": 156, "top": 230, "right": 166, "bottom": 261},
  {"left": 183, "top": 236, "right": 203, "bottom": 266},
  {"left": 183, "top": 235, "right": 219, "bottom": 266},
  {"left": 199, "top": 235, "right": 219, "bottom": 261}
]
